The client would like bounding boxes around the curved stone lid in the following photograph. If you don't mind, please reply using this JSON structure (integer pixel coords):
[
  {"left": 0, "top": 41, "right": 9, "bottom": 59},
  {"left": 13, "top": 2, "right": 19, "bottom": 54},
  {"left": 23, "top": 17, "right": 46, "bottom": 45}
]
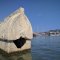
[{"left": 0, "top": 7, "right": 33, "bottom": 40}]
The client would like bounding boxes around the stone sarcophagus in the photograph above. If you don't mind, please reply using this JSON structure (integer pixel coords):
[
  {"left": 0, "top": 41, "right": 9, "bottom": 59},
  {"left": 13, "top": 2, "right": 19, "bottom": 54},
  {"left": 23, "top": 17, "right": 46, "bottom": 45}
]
[{"left": 0, "top": 7, "right": 33, "bottom": 53}]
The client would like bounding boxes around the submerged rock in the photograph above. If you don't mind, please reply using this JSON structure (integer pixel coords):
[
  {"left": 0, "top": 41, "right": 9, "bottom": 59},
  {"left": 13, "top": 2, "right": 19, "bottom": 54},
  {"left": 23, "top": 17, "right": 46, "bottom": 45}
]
[{"left": 0, "top": 7, "right": 33, "bottom": 53}]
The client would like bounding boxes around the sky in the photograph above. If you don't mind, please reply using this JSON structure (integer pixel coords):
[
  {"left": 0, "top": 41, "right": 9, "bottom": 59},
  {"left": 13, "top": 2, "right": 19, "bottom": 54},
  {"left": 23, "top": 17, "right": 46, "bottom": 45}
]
[{"left": 0, "top": 0, "right": 60, "bottom": 32}]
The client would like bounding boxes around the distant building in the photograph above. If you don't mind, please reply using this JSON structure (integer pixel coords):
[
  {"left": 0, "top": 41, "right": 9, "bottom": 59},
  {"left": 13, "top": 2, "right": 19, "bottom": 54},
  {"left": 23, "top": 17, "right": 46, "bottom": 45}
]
[{"left": 48, "top": 29, "right": 60, "bottom": 36}]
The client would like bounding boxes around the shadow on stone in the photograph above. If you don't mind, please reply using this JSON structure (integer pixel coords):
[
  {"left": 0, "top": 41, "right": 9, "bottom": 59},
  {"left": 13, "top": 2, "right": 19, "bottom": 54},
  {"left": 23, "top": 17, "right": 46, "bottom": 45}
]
[{"left": 13, "top": 37, "right": 26, "bottom": 48}]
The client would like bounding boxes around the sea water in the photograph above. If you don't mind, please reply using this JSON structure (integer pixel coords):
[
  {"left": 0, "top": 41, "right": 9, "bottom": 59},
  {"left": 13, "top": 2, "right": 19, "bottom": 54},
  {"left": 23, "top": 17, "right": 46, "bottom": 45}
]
[
  {"left": 31, "top": 36, "right": 60, "bottom": 60},
  {"left": 0, "top": 36, "right": 60, "bottom": 60},
  {"left": 0, "top": 49, "right": 31, "bottom": 60}
]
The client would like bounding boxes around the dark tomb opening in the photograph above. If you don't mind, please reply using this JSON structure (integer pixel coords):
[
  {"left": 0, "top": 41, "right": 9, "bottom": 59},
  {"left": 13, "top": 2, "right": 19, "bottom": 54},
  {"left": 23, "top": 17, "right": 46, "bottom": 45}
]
[{"left": 13, "top": 37, "right": 26, "bottom": 48}]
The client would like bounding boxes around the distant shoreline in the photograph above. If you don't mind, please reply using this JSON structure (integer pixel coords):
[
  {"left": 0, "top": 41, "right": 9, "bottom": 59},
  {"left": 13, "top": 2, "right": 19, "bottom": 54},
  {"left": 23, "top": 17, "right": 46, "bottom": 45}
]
[{"left": 33, "top": 29, "right": 60, "bottom": 37}]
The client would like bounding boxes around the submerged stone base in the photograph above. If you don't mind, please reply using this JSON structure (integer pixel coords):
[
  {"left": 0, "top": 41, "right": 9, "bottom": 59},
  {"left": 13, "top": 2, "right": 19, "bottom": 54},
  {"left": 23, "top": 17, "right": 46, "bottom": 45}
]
[{"left": 0, "top": 40, "right": 31, "bottom": 53}]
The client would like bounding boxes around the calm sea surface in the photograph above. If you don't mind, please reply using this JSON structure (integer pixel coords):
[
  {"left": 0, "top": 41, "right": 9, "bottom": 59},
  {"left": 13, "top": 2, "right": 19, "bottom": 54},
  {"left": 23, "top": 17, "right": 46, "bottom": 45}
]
[
  {"left": 31, "top": 36, "right": 60, "bottom": 60},
  {"left": 0, "top": 36, "right": 60, "bottom": 60}
]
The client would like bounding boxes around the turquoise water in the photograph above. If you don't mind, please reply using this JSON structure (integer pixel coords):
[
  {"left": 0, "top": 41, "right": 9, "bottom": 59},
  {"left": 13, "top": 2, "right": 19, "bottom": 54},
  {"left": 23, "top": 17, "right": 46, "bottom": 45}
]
[{"left": 31, "top": 36, "right": 60, "bottom": 60}]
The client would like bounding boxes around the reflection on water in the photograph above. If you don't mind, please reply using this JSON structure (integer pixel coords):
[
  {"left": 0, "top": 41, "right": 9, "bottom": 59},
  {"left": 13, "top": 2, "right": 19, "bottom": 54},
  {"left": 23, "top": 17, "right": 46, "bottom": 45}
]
[{"left": 0, "top": 49, "right": 31, "bottom": 60}]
